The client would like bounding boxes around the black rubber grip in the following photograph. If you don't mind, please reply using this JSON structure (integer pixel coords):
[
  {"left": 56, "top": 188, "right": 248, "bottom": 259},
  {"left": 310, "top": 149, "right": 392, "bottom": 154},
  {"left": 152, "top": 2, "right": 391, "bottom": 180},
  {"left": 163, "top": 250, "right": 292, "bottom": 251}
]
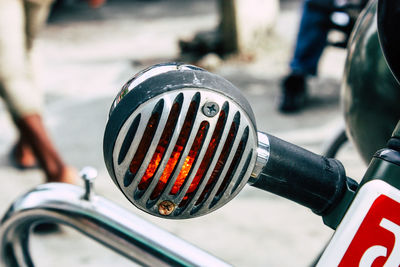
[{"left": 251, "top": 134, "right": 349, "bottom": 215}]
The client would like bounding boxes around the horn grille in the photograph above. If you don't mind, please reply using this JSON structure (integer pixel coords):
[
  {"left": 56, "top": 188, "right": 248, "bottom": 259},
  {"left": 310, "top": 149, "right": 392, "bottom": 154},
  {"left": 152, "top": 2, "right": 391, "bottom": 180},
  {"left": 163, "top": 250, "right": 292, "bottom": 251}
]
[{"left": 111, "top": 89, "right": 257, "bottom": 218}]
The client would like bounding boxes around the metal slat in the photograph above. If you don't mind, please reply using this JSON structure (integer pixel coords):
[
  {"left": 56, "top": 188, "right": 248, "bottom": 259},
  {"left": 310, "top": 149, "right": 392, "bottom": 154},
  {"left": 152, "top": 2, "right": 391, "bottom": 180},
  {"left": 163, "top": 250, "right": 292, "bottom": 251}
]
[
  {"left": 139, "top": 93, "right": 197, "bottom": 205},
  {"left": 170, "top": 102, "right": 230, "bottom": 207},
  {"left": 113, "top": 110, "right": 152, "bottom": 184},
  {"left": 179, "top": 107, "right": 236, "bottom": 216},
  {"left": 123, "top": 100, "right": 170, "bottom": 198},
  {"left": 171, "top": 117, "right": 218, "bottom": 208},
  {"left": 154, "top": 118, "right": 205, "bottom": 204},
  {"left": 226, "top": 139, "right": 254, "bottom": 197},
  {"left": 201, "top": 116, "right": 246, "bottom": 210}
]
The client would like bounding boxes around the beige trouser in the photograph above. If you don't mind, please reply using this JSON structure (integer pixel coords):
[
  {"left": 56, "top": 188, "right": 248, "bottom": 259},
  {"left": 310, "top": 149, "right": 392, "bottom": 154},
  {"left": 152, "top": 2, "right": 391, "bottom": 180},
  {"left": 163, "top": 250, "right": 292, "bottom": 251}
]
[{"left": 0, "top": 0, "right": 53, "bottom": 120}]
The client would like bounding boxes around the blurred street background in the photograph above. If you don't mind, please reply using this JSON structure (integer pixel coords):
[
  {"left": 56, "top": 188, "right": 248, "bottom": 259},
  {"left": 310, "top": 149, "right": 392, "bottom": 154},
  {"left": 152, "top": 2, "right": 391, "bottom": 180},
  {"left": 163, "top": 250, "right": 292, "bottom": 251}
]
[{"left": 0, "top": 0, "right": 366, "bottom": 266}]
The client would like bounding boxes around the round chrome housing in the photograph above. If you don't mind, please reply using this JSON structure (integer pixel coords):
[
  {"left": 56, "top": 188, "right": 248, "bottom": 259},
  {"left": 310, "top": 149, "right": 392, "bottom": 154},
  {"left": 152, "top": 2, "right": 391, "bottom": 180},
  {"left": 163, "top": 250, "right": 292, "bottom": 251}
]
[{"left": 104, "top": 63, "right": 258, "bottom": 219}]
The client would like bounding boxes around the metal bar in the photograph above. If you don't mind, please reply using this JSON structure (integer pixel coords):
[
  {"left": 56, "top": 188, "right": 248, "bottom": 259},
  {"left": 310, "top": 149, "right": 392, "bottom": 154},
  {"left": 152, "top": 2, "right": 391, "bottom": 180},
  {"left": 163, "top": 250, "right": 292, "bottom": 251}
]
[
  {"left": 0, "top": 183, "right": 230, "bottom": 267},
  {"left": 139, "top": 93, "right": 195, "bottom": 204}
]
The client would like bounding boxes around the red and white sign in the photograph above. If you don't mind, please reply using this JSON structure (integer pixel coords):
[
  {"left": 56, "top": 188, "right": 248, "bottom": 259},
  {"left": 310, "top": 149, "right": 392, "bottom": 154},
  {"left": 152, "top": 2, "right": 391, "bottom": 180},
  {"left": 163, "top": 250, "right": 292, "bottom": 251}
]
[{"left": 318, "top": 180, "right": 400, "bottom": 267}]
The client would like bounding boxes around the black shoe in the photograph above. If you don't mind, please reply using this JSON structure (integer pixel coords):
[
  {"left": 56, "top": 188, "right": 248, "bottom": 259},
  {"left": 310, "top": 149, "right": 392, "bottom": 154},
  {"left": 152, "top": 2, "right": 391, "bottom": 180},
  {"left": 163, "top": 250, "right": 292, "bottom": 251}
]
[{"left": 278, "top": 74, "right": 307, "bottom": 113}]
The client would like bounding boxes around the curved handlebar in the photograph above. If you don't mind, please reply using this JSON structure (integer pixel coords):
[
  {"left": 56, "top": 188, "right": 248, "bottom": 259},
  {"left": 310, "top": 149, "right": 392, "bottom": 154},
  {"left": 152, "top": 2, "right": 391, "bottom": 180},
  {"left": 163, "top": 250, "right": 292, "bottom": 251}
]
[{"left": 0, "top": 183, "right": 230, "bottom": 267}]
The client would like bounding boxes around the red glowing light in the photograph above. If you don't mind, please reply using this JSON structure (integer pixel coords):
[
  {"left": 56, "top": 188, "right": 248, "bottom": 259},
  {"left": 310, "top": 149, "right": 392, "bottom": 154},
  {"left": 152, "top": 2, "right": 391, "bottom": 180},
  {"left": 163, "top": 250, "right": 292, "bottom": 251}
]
[
  {"left": 148, "top": 100, "right": 199, "bottom": 199},
  {"left": 137, "top": 101, "right": 180, "bottom": 191},
  {"left": 169, "top": 121, "right": 209, "bottom": 195},
  {"left": 196, "top": 120, "right": 237, "bottom": 204},
  {"left": 130, "top": 111, "right": 161, "bottom": 186},
  {"left": 178, "top": 110, "right": 226, "bottom": 207}
]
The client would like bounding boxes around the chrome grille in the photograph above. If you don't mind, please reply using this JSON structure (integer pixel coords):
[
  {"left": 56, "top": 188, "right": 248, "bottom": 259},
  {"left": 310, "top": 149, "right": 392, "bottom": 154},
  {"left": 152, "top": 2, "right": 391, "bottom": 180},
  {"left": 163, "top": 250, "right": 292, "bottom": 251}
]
[{"left": 111, "top": 89, "right": 257, "bottom": 218}]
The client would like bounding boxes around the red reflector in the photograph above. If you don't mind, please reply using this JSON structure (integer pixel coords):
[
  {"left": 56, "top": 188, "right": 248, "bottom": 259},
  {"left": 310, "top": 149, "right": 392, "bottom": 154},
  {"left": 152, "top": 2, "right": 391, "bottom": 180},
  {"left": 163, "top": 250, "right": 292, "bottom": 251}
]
[
  {"left": 179, "top": 109, "right": 226, "bottom": 207},
  {"left": 138, "top": 100, "right": 181, "bottom": 190},
  {"left": 169, "top": 121, "right": 209, "bottom": 195},
  {"left": 215, "top": 136, "right": 245, "bottom": 198},
  {"left": 129, "top": 102, "right": 162, "bottom": 186},
  {"left": 149, "top": 99, "right": 199, "bottom": 199},
  {"left": 196, "top": 119, "right": 237, "bottom": 205}
]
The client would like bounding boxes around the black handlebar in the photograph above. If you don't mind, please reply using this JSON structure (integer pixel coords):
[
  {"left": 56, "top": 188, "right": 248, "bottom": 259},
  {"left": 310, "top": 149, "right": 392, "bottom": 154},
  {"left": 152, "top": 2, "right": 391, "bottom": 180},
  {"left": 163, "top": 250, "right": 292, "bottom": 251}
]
[{"left": 251, "top": 134, "right": 357, "bottom": 216}]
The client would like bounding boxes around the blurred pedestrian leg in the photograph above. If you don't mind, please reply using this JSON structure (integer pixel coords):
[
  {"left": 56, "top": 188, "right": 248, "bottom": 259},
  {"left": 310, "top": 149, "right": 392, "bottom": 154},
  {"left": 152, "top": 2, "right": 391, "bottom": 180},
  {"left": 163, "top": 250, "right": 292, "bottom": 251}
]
[
  {"left": 0, "top": 0, "right": 77, "bottom": 184},
  {"left": 278, "top": 0, "right": 332, "bottom": 113}
]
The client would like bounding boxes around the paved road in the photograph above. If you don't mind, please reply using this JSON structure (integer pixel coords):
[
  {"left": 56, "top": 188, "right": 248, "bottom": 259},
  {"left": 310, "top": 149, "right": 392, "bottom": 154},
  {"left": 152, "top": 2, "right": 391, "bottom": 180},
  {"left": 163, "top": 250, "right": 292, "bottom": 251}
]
[{"left": 0, "top": 0, "right": 366, "bottom": 266}]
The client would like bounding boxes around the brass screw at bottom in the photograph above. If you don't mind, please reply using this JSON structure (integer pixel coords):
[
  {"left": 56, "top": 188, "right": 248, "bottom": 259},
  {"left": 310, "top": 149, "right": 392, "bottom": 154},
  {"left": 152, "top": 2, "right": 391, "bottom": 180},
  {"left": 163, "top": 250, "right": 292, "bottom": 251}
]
[{"left": 158, "top": 200, "right": 175, "bottom": 216}]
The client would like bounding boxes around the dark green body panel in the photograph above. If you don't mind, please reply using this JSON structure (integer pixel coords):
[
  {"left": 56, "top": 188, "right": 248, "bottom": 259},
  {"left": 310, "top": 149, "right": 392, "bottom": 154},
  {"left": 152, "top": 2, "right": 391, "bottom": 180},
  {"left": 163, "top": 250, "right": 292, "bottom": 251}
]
[{"left": 342, "top": 0, "right": 400, "bottom": 163}]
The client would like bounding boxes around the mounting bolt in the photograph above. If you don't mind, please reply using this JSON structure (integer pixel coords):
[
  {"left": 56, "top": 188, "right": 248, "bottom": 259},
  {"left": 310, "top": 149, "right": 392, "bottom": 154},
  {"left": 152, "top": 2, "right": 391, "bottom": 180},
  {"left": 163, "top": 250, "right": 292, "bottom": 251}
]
[
  {"left": 202, "top": 102, "right": 219, "bottom": 117},
  {"left": 80, "top": 166, "right": 98, "bottom": 201},
  {"left": 158, "top": 200, "right": 175, "bottom": 216}
]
